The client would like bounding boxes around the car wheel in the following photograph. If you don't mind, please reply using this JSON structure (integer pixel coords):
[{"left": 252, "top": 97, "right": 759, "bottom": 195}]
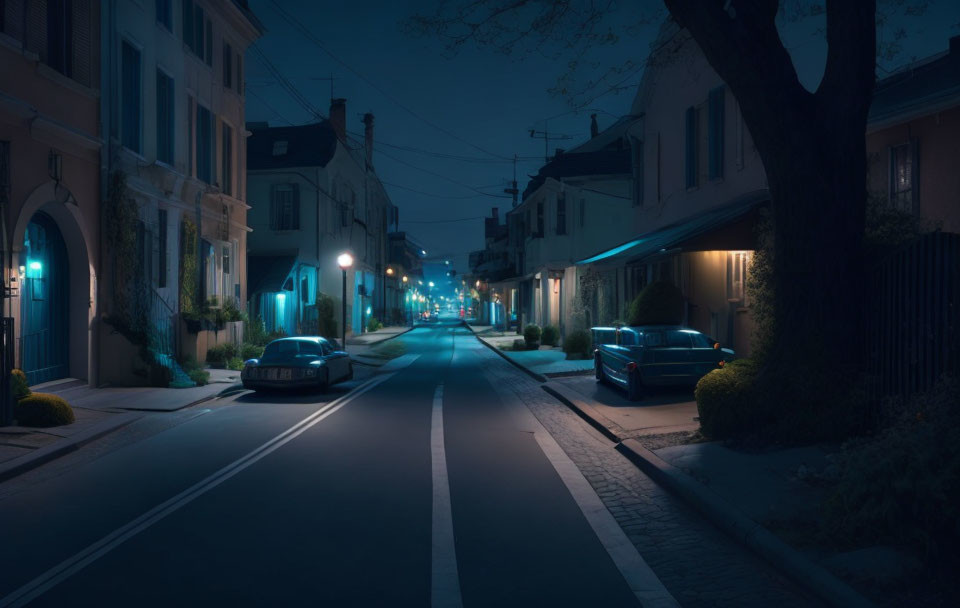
[
  {"left": 346, "top": 363, "right": 354, "bottom": 381},
  {"left": 627, "top": 370, "right": 644, "bottom": 402},
  {"left": 595, "top": 352, "right": 605, "bottom": 383}
]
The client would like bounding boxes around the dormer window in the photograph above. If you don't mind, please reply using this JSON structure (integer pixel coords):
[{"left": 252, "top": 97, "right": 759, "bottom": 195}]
[{"left": 272, "top": 140, "right": 288, "bottom": 156}]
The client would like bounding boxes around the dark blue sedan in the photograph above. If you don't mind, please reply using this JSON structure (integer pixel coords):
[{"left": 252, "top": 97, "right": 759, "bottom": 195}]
[
  {"left": 593, "top": 326, "right": 735, "bottom": 401},
  {"left": 241, "top": 337, "right": 353, "bottom": 392}
]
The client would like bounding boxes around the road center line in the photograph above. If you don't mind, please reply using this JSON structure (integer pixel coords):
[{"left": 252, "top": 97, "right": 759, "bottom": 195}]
[
  {"left": 431, "top": 384, "right": 463, "bottom": 608},
  {"left": 0, "top": 371, "right": 399, "bottom": 608}
]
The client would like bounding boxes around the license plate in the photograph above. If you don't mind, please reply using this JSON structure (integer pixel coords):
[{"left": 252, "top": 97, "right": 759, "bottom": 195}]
[
  {"left": 280, "top": 368, "right": 292, "bottom": 380},
  {"left": 267, "top": 368, "right": 279, "bottom": 380}
]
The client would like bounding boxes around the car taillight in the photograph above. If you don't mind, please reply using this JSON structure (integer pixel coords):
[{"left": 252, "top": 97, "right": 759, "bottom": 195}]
[{"left": 626, "top": 362, "right": 637, "bottom": 372}]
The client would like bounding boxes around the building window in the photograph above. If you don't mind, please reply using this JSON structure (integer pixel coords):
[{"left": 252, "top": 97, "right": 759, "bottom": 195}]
[
  {"left": 156, "top": 0, "right": 172, "bottom": 30},
  {"left": 222, "top": 42, "right": 232, "bottom": 88},
  {"left": 0, "top": 141, "right": 9, "bottom": 206},
  {"left": 270, "top": 183, "right": 300, "bottom": 230},
  {"left": 726, "top": 251, "right": 748, "bottom": 302},
  {"left": 221, "top": 122, "right": 233, "bottom": 195},
  {"left": 236, "top": 53, "right": 243, "bottom": 94},
  {"left": 205, "top": 19, "right": 212, "bottom": 66},
  {"left": 156, "top": 70, "right": 174, "bottom": 164},
  {"left": 183, "top": 0, "right": 211, "bottom": 63},
  {"left": 708, "top": 86, "right": 725, "bottom": 180},
  {"left": 187, "top": 95, "right": 195, "bottom": 176},
  {"left": 630, "top": 135, "right": 643, "bottom": 206},
  {"left": 536, "top": 201, "right": 544, "bottom": 237},
  {"left": 158, "top": 209, "right": 168, "bottom": 287},
  {"left": 196, "top": 104, "right": 212, "bottom": 182},
  {"left": 121, "top": 40, "right": 142, "bottom": 154},
  {"left": 556, "top": 193, "right": 566, "bottom": 235},
  {"left": 889, "top": 141, "right": 917, "bottom": 213},
  {"left": 685, "top": 106, "right": 698, "bottom": 189},
  {"left": 46, "top": 0, "right": 74, "bottom": 77}
]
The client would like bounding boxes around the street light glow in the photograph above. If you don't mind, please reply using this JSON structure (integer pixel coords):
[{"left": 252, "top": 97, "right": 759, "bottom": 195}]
[
  {"left": 386, "top": 267, "right": 394, "bottom": 276},
  {"left": 428, "top": 281, "right": 435, "bottom": 287},
  {"left": 402, "top": 275, "right": 408, "bottom": 283},
  {"left": 337, "top": 252, "right": 354, "bottom": 269}
]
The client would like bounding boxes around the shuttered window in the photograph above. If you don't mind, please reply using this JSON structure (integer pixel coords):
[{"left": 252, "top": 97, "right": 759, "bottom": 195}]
[
  {"left": 121, "top": 41, "right": 142, "bottom": 154},
  {"left": 536, "top": 201, "right": 544, "bottom": 237},
  {"left": 270, "top": 184, "right": 300, "bottom": 231},
  {"left": 708, "top": 86, "right": 725, "bottom": 180},
  {"left": 156, "top": 0, "right": 171, "bottom": 30},
  {"left": 555, "top": 193, "right": 566, "bottom": 235},
  {"left": 889, "top": 139, "right": 919, "bottom": 213},
  {"left": 46, "top": 0, "right": 73, "bottom": 77},
  {"left": 158, "top": 209, "right": 168, "bottom": 288},
  {"left": 221, "top": 122, "right": 233, "bottom": 195},
  {"left": 196, "top": 104, "right": 212, "bottom": 182},
  {"left": 684, "top": 106, "right": 698, "bottom": 189},
  {"left": 181, "top": 0, "right": 193, "bottom": 46},
  {"left": 223, "top": 42, "right": 232, "bottom": 88},
  {"left": 156, "top": 70, "right": 174, "bottom": 164}
]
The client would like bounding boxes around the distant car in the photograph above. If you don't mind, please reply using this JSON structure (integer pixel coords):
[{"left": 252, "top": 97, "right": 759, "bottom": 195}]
[
  {"left": 430, "top": 310, "right": 439, "bottom": 322},
  {"left": 592, "top": 326, "right": 735, "bottom": 401},
  {"left": 241, "top": 337, "right": 352, "bottom": 392}
]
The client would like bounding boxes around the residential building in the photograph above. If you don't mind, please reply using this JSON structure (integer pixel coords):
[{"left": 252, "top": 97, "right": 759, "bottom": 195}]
[
  {"left": 386, "top": 231, "right": 426, "bottom": 324},
  {"left": 867, "top": 35, "right": 960, "bottom": 232},
  {"left": 0, "top": 0, "right": 102, "bottom": 385},
  {"left": 246, "top": 99, "right": 393, "bottom": 338},
  {"left": 98, "top": 0, "right": 262, "bottom": 382},
  {"left": 579, "top": 22, "right": 769, "bottom": 355}
]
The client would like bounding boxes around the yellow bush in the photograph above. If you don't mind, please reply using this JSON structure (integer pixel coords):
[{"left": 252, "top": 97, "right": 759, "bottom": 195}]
[
  {"left": 16, "top": 393, "right": 75, "bottom": 427},
  {"left": 11, "top": 369, "right": 30, "bottom": 400}
]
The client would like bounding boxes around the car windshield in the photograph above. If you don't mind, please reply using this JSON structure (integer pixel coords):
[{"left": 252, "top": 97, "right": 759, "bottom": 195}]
[{"left": 261, "top": 340, "right": 319, "bottom": 361}]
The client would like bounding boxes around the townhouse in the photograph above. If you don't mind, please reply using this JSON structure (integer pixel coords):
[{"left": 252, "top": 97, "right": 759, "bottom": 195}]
[
  {"left": 386, "top": 231, "right": 426, "bottom": 325},
  {"left": 246, "top": 99, "right": 393, "bottom": 338},
  {"left": 0, "top": 0, "right": 102, "bottom": 386},
  {"left": 98, "top": 0, "right": 262, "bottom": 383}
]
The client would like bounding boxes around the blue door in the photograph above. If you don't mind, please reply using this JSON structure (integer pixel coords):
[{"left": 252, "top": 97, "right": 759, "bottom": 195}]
[{"left": 21, "top": 213, "right": 69, "bottom": 385}]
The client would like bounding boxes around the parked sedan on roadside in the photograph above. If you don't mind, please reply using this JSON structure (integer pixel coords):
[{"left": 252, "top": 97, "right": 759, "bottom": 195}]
[
  {"left": 241, "top": 337, "right": 353, "bottom": 392},
  {"left": 593, "top": 326, "right": 735, "bottom": 401}
]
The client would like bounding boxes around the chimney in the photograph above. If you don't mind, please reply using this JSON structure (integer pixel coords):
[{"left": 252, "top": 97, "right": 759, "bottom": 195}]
[
  {"left": 363, "top": 112, "right": 374, "bottom": 167},
  {"left": 491, "top": 207, "right": 499, "bottom": 220},
  {"left": 330, "top": 98, "right": 346, "bottom": 141},
  {"left": 590, "top": 113, "right": 599, "bottom": 138}
]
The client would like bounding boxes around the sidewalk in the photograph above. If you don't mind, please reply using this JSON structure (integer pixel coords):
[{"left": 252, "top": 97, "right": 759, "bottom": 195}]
[
  {"left": 473, "top": 330, "right": 595, "bottom": 377},
  {"left": 345, "top": 325, "right": 413, "bottom": 347}
]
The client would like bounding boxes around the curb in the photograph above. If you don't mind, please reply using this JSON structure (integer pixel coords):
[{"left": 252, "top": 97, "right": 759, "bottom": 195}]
[
  {"left": 0, "top": 412, "right": 142, "bottom": 483},
  {"left": 347, "top": 326, "right": 415, "bottom": 348},
  {"left": 471, "top": 331, "right": 549, "bottom": 383},
  {"left": 542, "top": 383, "right": 622, "bottom": 442},
  {"left": 615, "top": 439, "right": 875, "bottom": 608}
]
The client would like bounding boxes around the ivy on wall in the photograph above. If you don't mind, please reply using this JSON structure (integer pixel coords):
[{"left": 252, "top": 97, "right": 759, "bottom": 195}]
[
  {"left": 103, "top": 171, "right": 149, "bottom": 345},
  {"left": 179, "top": 217, "right": 198, "bottom": 316}
]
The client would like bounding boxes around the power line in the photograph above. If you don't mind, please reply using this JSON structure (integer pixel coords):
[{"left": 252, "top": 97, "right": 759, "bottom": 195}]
[
  {"left": 374, "top": 145, "right": 512, "bottom": 199},
  {"left": 265, "top": 0, "right": 511, "bottom": 161},
  {"left": 402, "top": 216, "right": 486, "bottom": 224},
  {"left": 249, "top": 44, "right": 324, "bottom": 120},
  {"left": 380, "top": 181, "right": 500, "bottom": 200}
]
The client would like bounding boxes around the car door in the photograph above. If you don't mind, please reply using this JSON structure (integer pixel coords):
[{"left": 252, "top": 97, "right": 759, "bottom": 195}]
[
  {"left": 687, "top": 331, "right": 724, "bottom": 377},
  {"left": 319, "top": 339, "right": 344, "bottom": 381},
  {"left": 659, "top": 330, "right": 694, "bottom": 383}
]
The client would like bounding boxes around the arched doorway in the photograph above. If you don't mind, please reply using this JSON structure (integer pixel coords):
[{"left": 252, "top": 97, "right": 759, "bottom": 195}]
[{"left": 20, "top": 212, "right": 70, "bottom": 384}]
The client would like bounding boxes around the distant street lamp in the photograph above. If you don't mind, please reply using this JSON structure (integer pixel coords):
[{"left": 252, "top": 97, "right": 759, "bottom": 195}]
[
  {"left": 402, "top": 275, "right": 409, "bottom": 325},
  {"left": 384, "top": 266, "right": 395, "bottom": 322},
  {"left": 337, "top": 252, "right": 353, "bottom": 349}
]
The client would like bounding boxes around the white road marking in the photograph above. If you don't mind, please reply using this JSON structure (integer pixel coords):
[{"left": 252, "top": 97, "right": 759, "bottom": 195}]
[
  {"left": 431, "top": 384, "right": 463, "bottom": 608},
  {"left": 487, "top": 373, "right": 680, "bottom": 608},
  {"left": 0, "top": 370, "right": 404, "bottom": 608}
]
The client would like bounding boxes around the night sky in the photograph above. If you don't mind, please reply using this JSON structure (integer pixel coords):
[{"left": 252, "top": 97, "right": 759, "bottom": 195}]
[{"left": 246, "top": 1, "right": 959, "bottom": 276}]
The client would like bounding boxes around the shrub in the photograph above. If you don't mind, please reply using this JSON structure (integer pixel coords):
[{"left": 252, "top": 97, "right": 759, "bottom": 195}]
[
  {"left": 206, "top": 343, "right": 239, "bottom": 365},
  {"left": 241, "top": 343, "right": 264, "bottom": 360},
  {"left": 221, "top": 298, "right": 245, "bottom": 323},
  {"left": 179, "top": 356, "right": 209, "bottom": 386},
  {"left": 316, "top": 293, "right": 338, "bottom": 339},
  {"left": 541, "top": 325, "right": 559, "bottom": 347},
  {"left": 226, "top": 357, "right": 244, "bottom": 371},
  {"left": 16, "top": 393, "right": 75, "bottom": 427},
  {"left": 245, "top": 317, "right": 269, "bottom": 346},
  {"left": 367, "top": 317, "right": 383, "bottom": 332},
  {"left": 11, "top": 369, "right": 30, "bottom": 401},
  {"left": 563, "top": 329, "right": 592, "bottom": 359},
  {"left": 821, "top": 377, "right": 960, "bottom": 560},
  {"left": 627, "top": 281, "right": 684, "bottom": 326},
  {"left": 694, "top": 358, "right": 767, "bottom": 439},
  {"left": 523, "top": 324, "right": 541, "bottom": 347}
]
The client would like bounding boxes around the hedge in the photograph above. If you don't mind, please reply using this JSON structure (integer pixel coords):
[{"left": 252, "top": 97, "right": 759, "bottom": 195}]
[{"left": 17, "top": 393, "right": 75, "bottom": 427}]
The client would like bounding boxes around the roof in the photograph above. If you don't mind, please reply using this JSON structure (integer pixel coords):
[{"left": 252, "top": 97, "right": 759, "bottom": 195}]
[
  {"left": 247, "top": 122, "right": 338, "bottom": 170},
  {"left": 869, "top": 36, "right": 960, "bottom": 127},
  {"left": 247, "top": 255, "right": 297, "bottom": 295},
  {"left": 522, "top": 148, "right": 631, "bottom": 200},
  {"left": 577, "top": 192, "right": 768, "bottom": 266}
]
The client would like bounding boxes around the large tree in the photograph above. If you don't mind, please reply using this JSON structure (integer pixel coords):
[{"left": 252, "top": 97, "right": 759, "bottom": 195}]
[{"left": 410, "top": 1, "right": 886, "bottom": 414}]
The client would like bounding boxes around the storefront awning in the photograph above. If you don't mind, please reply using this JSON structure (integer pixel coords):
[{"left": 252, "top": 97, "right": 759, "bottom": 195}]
[
  {"left": 247, "top": 255, "right": 297, "bottom": 295},
  {"left": 576, "top": 192, "right": 768, "bottom": 267}
]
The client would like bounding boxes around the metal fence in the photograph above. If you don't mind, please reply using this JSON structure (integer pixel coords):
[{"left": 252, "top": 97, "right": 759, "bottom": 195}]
[{"left": 863, "top": 231, "right": 960, "bottom": 398}]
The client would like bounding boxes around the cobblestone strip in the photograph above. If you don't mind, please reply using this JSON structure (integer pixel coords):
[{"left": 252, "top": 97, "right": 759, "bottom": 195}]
[{"left": 471, "top": 338, "right": 818, "bottom": 608}]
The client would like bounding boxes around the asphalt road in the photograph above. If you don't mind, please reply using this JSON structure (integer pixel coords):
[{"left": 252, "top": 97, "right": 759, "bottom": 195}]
[{"left": 0, "top": 322, "right": 665, "bottom": 607}]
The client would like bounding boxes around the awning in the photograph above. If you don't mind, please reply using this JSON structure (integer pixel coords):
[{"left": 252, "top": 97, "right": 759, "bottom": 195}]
[
  {"left": 576, "top": 192, "right": 768, "bottom": 266},
  {"left": 247, "top": 255, "right": 297, "bottom": 295}
]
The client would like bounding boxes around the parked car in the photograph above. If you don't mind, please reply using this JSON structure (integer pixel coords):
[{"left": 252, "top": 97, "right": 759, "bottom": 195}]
[
  {"left": 592, "top": 326, "right": 735, "bottom": 401},
  {"left": 241, "top": 337, "right": 353, "bottom": 392}
]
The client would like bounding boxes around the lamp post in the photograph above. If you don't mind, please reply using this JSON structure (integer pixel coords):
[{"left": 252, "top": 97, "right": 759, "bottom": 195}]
[
  {"left": 337, "top": 252, "right": 353, "bottom": 350},
  {"left": 402, "top": 275, "right": 409, "bottom": 326},
  {"left": 385, "top": 266, "right": 394, "bottom": 323}
]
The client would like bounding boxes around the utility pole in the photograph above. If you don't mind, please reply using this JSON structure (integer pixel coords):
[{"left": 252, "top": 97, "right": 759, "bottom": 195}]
[
  {"left": 529, "top": 120, "right": 573, "bottom": 163},
  {"left": 503, "top": 154, "right": 519, "bottom": 208}
]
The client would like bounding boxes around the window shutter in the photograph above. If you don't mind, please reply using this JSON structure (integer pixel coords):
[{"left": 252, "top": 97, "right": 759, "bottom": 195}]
[
  {"left": 684, "top": 107, "right": 697, "bottom": 188},
  {"left": 205, "top": 19, "right": 212, "bottom": 66},
  {"left": 292, "top": 183, "right": 300, "bottom": 229},
  {"left": 269, "top": 184, "right": 278, "bottom": 230},
  {"left": 71, "top": 0, "right": 91, "bottom": 86},
  {"left": 182, "top": 0, "right": 193, "bottom": 44},
  {"left": 910, "top": 137, "right": 920, "bottom": 214},
  {"left": 24, "top": 0, "right": 47, "bottom": 59}
]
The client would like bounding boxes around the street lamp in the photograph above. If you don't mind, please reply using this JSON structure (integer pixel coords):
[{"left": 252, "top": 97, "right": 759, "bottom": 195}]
[
  {"left": 337, "top": 252, "right": 353, "bottom": 349},
  {"left": 402, "top": 275, "right": 409, "bottom": 326},
  {"left": 384, "top": 266, "right": 395, "bottom": 323}
]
